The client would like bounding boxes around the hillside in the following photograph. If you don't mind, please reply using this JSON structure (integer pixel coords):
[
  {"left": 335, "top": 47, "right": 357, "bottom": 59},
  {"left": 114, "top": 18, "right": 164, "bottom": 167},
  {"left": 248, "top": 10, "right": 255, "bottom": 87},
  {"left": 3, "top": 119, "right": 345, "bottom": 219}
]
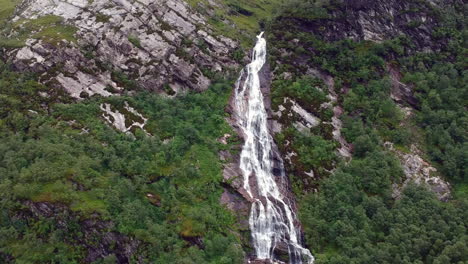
[{"left": 0, "top": 0, "right": 466, "bottom": 263}]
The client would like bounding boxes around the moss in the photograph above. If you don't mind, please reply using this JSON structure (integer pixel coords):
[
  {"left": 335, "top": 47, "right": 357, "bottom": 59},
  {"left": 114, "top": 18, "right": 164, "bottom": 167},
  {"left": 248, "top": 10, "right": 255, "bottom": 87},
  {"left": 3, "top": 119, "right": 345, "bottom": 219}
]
[
  {"left": 111, "top": 70, "right": 139, "bottom": 90},
  {"left": 104, "top": 85, "right": 119, "bottom": 94},
  {"left": 71, "top": 191, "right": 108, "bottom": 216},
  {"left": 95, "top": 13, "right": 111, "bottom": 23},
  {"left": 127, "top": 35, "right": 141, "bottom": 48},
  {"left": 159, "top": 20, "right": 173, "bottom": 31},
  {"left": 231, "top": 47, "right": 244, "bottom": 63},
  {"left": 175, "top": 47, "right": 192, "bottom": 63},
  {"left": 453, "top": 183, "right": 468, "bottom": 200}
]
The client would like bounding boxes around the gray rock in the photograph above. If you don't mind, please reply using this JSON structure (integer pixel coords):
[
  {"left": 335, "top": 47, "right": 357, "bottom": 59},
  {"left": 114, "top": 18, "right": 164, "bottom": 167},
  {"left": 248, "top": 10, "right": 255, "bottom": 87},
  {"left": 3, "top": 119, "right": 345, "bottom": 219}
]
[
  {"left": 386, "top": 142, "right": 451, "bottom": 201},
  {"left": 24, "top": 201, "right": 140, "bottom": 263},
  {"left": 8, "top": 0, "right": 239, "bottom": 97}
]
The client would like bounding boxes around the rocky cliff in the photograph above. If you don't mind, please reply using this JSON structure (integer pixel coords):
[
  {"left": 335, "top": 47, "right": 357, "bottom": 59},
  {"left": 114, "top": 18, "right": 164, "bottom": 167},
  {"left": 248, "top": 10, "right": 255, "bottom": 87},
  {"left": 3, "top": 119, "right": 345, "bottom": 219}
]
[
  {"left": 267, "top": 0, "right": 459, "bottom": 197},
  {"left": 3, "top": 0, "right": 240, "bottom": 98}
]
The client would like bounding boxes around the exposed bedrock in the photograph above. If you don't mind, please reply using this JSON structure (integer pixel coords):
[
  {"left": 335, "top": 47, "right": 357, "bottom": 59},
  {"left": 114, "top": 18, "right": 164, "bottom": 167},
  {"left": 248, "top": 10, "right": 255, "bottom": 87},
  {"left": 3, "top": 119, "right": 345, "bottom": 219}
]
[{"left": 6, "top": 0, "right": 239, "bottom": 98}]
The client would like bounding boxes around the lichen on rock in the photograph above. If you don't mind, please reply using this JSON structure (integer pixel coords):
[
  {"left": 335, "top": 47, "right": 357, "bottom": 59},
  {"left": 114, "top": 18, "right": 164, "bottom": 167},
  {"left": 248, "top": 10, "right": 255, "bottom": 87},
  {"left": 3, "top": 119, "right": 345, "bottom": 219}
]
[{"left": 7, "top": 0, "right": 239, "bottom": 97}]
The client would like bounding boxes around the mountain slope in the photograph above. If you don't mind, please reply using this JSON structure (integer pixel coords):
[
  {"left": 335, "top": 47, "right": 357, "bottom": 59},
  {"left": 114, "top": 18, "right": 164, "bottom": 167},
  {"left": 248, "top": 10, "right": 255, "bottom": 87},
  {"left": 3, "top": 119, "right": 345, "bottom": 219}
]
[
  {"left": 266, "top": 0, "right": 467, "bottom": 262},
  {"left": 0, "top": 0, "right": 466, "bottom": 263}
]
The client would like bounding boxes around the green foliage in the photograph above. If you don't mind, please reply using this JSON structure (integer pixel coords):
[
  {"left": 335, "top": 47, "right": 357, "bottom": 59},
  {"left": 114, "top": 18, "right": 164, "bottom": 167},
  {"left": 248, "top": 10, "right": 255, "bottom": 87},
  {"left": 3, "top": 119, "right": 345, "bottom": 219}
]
[
  {"left": 403, "top": 62, "right": 467, "bottom": 182},
  {"left": 293, "top": 132, "right": 336, "bottom": 172},
  {"left": 280, "top": 0, "right": 330, "bottom": 21},
  {"left": 127, "top": 35, "right": 141, "bottom": 48},
  {"left": 301, "top": 178, "right": 468, "bottom": 264},
  {"left": 269, "top": 2, "right": 467, "bottom": 263},
  {"left": 0, "top": 15, "right": 77, "bottom": 48},
  {"left": 272, "top": 77, "right": 328, "bottom": 113},
  {"left": 0, "top": 0, "right": 19, "bottom": 22},
  {"left": 231, "top": 48, "right": 244, "bottom": 63},
  {"left": 276, "top": 126, "right": 336, "bottom": 194},
  {"left": 300, "top": 114, "right": 465, "bottom": 264},
  {"left": 0, "top": 63, "right": 243, "bottom": 263},
  {"left": 186, "top": 0, "right": 283, "bottom": 48},
  {"left": 110, "top": 70, "right": 139, "bottom": 91}
]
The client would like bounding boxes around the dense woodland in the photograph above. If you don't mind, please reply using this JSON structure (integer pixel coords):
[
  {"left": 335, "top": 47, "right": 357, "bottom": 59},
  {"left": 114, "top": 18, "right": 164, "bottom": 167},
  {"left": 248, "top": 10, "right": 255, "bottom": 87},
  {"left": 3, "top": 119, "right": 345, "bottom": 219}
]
[
  {"left": 0, "top": 0, "right": 467, "bottom": 263},
  {"left": 269, "top": 1, "right": 467, "bottom": 263},
  {"left": 0, "top": 63, "right": 244, "bottom": 263}
]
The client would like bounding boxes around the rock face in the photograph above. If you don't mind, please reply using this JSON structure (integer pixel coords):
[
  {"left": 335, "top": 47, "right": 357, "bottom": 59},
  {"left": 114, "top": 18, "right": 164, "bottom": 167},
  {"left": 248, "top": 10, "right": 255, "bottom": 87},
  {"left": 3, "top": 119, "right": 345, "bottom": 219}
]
[
  {"left": 7, "top": 0, "right": 239, "bottom": 98},
  {"left": 387, "top": 63, "right": 419, "bottom": 108},
  {"left": 386, "top": 142, "right": 451, "bottom": 201},
  {"left": 293, "top": 0, "right": 459, "bottom": 51},
  {"left": 25, "top": 201, "right": 140, "bottom": 263}
]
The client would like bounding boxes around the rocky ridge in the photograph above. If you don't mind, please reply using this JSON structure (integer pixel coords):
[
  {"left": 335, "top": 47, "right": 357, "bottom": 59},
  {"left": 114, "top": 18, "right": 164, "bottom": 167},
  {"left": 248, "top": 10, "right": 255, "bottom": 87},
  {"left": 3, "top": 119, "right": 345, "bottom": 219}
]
[
  {"left": 288, "top": 0, "right": 458, "bottom": 51},
  {"left": 7, "top": 0, "right": 239, "bottom": 98}
]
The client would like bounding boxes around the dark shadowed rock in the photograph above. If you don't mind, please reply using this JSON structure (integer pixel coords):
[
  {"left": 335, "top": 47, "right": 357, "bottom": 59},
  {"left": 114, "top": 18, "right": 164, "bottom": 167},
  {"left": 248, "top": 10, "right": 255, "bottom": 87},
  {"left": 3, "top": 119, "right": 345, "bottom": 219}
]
[{"left": 25, "top": 201, "right": 140, "bottom": 263}]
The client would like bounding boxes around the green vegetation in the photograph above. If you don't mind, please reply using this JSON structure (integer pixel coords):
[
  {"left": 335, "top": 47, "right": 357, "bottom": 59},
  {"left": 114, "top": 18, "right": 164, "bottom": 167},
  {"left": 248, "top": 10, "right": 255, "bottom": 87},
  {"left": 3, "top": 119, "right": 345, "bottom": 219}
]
[
  {"left": 0, "top": 60, "right": 244, "bottom": 263},
  {"left": 402, "top": 62, "right": 466, "bottom": 183},
  {"left": 127, "top": 35, "right": 142, "bottom": 49},
  {"left": 270, "top": 76, "right": 335, "bottom": 192},
  {"left": 0, "top": 0, "right": 19, "bottom": 22},
  {"left": 0, "top": 0, "right": 466, "bottom": 263},
  {"left": 272, "top": 77, "right": 328, "bottom": 114},
  {"left": 275, "top": 126, "right": 336, "bottom": 194},
  {"left": 95, "top": 13, "right": 110, "bottom": 23},
  {"left": 0, "top": 15, "right": 77, "bottom": 48},
  {"left": 269, "top": 0, "right": 467, "bottom": 263},
  {"left": 301, "top": 176, "right": 467, "bottom": 264},
  {"left": 187, "top": 0, "right": 284, "bottom": 47}
]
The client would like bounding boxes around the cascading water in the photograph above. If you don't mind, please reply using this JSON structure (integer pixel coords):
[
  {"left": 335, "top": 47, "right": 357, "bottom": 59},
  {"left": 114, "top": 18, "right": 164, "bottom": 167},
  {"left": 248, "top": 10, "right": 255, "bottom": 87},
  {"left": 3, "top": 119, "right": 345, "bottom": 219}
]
[{"left": 233, "top": 32, "right": 314, "bottom": 264}]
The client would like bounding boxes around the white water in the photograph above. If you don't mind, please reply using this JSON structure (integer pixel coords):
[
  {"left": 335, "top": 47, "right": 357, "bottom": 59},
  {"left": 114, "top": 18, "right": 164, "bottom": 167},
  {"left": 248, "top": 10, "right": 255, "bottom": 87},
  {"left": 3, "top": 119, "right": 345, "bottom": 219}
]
[{"left": 233, "top": 32, "right": 314, "bottom": 264}]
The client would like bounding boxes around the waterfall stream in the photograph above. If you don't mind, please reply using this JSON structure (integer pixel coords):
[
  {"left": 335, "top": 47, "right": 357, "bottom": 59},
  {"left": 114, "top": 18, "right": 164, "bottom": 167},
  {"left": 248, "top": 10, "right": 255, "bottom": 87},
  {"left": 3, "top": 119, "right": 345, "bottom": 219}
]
[{"left": 233, "top": 32, "right": 314, "bottom": 264}]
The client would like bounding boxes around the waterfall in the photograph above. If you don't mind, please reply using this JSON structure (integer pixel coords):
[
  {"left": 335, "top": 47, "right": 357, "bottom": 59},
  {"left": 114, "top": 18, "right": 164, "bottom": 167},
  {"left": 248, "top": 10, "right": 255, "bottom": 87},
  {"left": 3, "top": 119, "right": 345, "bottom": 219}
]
[{"left": 233, "top": 32, "right": 314, "bottom": 264}]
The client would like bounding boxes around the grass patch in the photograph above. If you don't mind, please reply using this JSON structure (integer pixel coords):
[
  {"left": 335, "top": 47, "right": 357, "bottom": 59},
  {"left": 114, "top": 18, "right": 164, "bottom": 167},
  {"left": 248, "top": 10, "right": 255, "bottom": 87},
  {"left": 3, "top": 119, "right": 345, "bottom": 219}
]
[
  {"left": 0, "top": 0, "right": 19, "bottom": 22},
  {"left": 127, "top": 35, "right": 141, "bottom": 48},
  {"left": 187, "top": 0, "right": 284, "bottom": 48},
  {"left": 452, "top": 183, "right": 468, "bottom": 200},
  {"left": 0, "top": 15, "right": 77, "bottom": 48},
  {"left": 95, "top": 13, "right": 110, "bottom": 23},
  {"left": 31, "top": 182, "right": 76, "bottom": 204}
]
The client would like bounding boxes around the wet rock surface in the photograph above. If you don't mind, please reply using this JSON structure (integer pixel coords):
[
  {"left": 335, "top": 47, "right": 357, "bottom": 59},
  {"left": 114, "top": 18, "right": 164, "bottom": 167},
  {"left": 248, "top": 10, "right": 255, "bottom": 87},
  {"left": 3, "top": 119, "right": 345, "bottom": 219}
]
[{"left": 7, "top": 0, "right": 239, "bottom": 98}]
